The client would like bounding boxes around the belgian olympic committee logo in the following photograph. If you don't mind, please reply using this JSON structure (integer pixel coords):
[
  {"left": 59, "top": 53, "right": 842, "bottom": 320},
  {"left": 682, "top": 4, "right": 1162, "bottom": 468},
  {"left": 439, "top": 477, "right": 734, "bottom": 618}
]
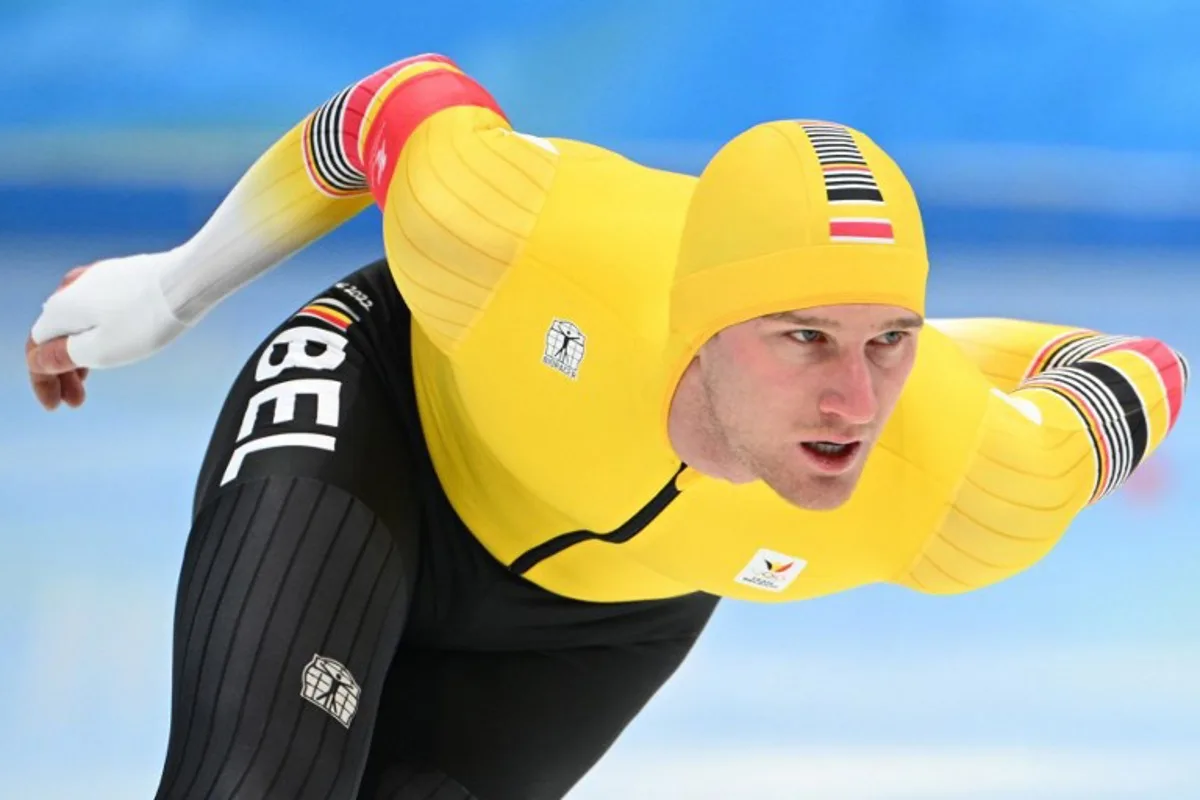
[{"left": 734, "top": 548, "right": 808, "bottom": 593}]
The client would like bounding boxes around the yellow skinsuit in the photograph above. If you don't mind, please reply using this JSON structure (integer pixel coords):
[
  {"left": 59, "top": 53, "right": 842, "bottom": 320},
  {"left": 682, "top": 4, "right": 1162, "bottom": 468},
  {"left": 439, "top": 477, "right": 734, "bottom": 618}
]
[{"left": 206, "top": 54, "right": 1189, "bottom": 603}]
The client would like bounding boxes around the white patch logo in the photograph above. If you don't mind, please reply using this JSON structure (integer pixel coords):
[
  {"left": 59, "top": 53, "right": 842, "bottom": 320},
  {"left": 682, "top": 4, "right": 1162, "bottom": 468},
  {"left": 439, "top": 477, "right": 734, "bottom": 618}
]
[
  {"left": 734, "top": 548, "right": 808, "bottom": 593},
  {"left": 543, "top": 319, "right": 586, "bottom": 379},
  {"left": 372, "top": 135, "right": 389, "bottom": 186},
  {"left": 301, "top": 654, "right": 361, "bottom": 728}
]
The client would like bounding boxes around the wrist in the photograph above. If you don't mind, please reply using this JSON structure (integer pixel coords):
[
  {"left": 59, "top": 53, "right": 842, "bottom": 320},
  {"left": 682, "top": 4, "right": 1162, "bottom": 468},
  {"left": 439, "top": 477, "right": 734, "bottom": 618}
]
[{"left": 155, "top": 242, "right": 204, "bottom": 325}]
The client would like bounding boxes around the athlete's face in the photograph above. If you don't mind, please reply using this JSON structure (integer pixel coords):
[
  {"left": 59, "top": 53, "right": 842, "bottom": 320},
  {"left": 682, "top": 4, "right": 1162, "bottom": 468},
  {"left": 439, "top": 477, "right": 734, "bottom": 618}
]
[{"left": 696, "top": 304, "right": 923, "bottom": 510}]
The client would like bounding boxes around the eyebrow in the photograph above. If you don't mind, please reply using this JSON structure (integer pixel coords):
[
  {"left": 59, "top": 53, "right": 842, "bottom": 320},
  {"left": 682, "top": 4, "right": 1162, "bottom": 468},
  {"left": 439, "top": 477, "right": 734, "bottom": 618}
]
[{"left": 766, "top": 311, "right": 925, "bottom": 330}]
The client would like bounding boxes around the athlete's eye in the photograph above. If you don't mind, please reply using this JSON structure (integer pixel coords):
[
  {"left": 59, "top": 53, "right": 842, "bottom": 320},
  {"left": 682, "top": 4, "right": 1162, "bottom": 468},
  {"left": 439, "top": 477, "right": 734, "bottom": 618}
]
[
  {"left": 789, "top": 329, "right": 825, "bottom": 344},
  {"left": 874, "top": 331, "right": 909, "bottom": 346}
]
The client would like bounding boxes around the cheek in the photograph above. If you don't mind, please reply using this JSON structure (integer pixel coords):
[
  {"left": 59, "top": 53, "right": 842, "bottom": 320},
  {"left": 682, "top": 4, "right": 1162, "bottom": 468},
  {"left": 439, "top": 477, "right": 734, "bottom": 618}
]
[
  {"left": 757, "top": 364, "right": 825, "bottom": 427},
  {"left": 708, "top": 342, "right": 807, "bottom": 423},
  {"left": 708, "top": 337, "right": 775, "bottom": 390},
  {"left": 875, "top": 351, "right": 918, "bottom": 409}
]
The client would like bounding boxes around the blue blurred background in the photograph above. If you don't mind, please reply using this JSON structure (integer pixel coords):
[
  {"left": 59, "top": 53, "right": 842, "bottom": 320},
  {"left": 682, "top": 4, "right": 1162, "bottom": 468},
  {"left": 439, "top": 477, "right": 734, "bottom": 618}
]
[{"left": 2, "top": 1, "right": 1198, "bottom": 797}]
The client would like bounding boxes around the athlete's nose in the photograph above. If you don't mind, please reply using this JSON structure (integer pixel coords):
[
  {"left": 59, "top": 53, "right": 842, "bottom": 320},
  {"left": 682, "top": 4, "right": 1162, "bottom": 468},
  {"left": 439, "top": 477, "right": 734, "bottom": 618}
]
[{"left": 817, "top": 351, "right": 877, "bottom": 425}]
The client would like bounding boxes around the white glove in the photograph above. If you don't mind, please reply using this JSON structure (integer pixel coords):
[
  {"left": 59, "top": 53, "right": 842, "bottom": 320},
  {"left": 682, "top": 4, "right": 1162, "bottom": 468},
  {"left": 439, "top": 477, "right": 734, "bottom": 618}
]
[{"left": 30, "top": 249, "right": 193, "bottom": 370}]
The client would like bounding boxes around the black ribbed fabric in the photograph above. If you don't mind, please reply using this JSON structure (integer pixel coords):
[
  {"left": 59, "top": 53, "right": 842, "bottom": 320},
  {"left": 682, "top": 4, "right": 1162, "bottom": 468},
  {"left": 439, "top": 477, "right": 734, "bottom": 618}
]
[{"left": 155, "top": 478, "right": 414, "bottom": 799}]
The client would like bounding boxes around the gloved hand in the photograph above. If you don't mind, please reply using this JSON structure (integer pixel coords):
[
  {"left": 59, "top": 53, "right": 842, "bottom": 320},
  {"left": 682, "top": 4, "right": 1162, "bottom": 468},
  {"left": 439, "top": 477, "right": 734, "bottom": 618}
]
[{"left": 26, "top": 249, "right": 192, "bottom": 410}]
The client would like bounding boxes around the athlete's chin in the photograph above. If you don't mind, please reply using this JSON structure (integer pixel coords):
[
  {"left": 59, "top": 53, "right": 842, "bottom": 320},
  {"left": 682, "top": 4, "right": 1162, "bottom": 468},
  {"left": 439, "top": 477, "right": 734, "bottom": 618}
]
[
  {"left": 759, "top": 456, "right": 868, "bottom": 511},
  {"left": 772, "top": 477, "right": 859, "bottom": 511}
]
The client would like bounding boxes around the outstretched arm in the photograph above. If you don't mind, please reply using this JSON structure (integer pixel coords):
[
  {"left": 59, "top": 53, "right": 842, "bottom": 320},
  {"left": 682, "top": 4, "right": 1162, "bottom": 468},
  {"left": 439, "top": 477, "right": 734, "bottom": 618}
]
[
  {"left": 899, "top": 319, "right": 1189, "bottom": 594},
  {"left": 161, "top": 55, "right": 476, "bottom": 321},
  {"left": 168, "top": 52, "right": 556, "bottom": 349},
  {"left": 28, "top": 53, "right": 557, "bottom": 382}
]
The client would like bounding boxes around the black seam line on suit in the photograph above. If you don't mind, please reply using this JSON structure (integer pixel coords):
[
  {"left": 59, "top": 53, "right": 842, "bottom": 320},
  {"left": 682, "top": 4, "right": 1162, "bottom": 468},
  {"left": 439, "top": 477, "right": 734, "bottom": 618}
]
[{"left": 508, "top": 463, "right": 688, "bottom": 576}]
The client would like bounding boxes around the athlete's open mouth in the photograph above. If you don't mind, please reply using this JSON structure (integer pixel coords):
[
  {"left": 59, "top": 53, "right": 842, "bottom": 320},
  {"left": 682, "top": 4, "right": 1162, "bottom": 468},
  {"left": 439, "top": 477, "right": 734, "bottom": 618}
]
[{"left": 798, "top": 441, "right": 861, "bottom": 473}]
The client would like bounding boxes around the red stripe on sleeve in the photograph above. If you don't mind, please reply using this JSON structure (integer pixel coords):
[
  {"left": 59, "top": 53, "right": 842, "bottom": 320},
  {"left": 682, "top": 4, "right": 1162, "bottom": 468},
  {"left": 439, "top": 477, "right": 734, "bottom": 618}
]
[
  {"left": 360, "top": 68, "right": 507, "bottom": 208},
  {"left": 1096, "top": 337, "right": 1187, "bottom": 430},
  {"left": 340, "top": 54, "right": 458, "bottom": 172}
]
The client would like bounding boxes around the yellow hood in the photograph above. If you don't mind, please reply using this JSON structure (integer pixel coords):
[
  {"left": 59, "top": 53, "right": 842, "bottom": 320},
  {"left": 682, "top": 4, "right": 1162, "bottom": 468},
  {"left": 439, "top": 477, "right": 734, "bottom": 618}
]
[{"left": 658, "top": 119, "right": 929, "bottom": 426}]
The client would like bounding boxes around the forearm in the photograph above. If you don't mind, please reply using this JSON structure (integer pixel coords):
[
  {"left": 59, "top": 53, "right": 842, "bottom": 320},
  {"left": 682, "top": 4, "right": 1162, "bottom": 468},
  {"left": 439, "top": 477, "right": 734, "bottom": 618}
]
[
  {"left": 161, "top": 120, "right": 372, "bottom": 323},
  {"left": 1018, "top": 334, "right": 1188, "bottom": 502},
  {"left": 157, "top": 54, "right": 459, "bottom": 324}
]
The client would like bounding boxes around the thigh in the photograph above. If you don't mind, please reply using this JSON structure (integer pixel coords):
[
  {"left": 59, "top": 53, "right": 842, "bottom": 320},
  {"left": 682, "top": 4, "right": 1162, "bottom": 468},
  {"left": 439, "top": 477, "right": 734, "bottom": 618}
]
[
  {"left": 156, "top": 261, "right": 426, "bottom": 799},
  {"left": 156, "top": 477, "right": 416, "bottom": 800},
  {"left": 359, "top": 595, "right": 718, "bottom": 800}
]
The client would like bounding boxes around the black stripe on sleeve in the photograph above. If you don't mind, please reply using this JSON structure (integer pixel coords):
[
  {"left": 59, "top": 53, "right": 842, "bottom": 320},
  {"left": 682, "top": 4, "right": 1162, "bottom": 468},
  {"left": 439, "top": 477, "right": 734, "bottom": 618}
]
[{"left": 1075, "top": 360, "right": 1149, "bottom": 492}]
